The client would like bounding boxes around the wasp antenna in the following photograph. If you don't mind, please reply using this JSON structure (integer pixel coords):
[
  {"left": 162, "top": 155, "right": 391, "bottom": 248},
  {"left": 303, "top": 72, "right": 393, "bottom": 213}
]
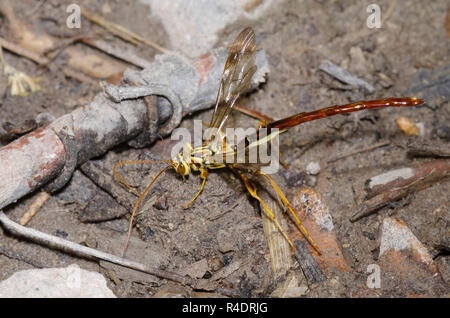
[
  {"left": 122, "top": 163, "right": 174, "bottom": 257},
  {"left": 113, "top": 160, "right": 174, "bottom": 196}
]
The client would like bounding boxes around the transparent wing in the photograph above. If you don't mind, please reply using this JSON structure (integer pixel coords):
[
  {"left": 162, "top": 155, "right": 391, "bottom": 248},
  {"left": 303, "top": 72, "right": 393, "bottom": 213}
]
[{"left": 205, "top": 27, "right": 257, "bottom": 143}]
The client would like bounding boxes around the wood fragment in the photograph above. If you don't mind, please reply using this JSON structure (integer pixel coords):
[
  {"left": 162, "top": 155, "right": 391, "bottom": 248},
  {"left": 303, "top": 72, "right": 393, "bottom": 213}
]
[
  {"left": 209, "top": 259, "right": 246, "bottom": 282},
  {"left": 0, "top": 37, "right": 48, "bottom": 65},
  {"left": 406, "top": 141, "right": 450, "bottom": 158},
  {"left": 0, "top": 37, "right": 98, "bottom": 85},
  {"left": 259, "top": 179, "right": 293, "bottom": 276},
  {"left": 377, "top": 217, "right": 447, "bottom": 296},
  {"left": 270, "top": 272, "right": 308, "bottom": 297},
  {"left": 0, "top": 119, "right": 38, "bottom": 142},
  {"left": 290, "top": 188, "right": 351, "bottom": 273},
  {"left": 81, "top": 7, "right": 169, "bottom": 54},
  {"left": 293, "top": 240, "right": 326, "bottom": 285},
  {"left": 19, "top": 191, "right": 50, "bottom": 226},
  {"left": 319, "top": 60, "right": 375, "bottom": 93},
  {"left": 351, "top": 159, "right": 450, "bottom": 221}
]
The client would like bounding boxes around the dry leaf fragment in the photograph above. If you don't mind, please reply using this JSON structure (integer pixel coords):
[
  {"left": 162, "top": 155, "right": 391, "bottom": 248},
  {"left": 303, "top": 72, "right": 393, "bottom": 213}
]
[
  {"left": 396, "top": 117, "right": 419, "bottom": 135},
  {"left": 0, "top": 46, "right": 41, "bottom": 96}
]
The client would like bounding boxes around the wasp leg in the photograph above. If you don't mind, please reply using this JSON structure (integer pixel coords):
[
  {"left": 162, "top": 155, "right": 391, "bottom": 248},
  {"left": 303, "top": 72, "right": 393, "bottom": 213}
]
[
  {"left": 278, "top": 152, "right": 289, "bottom": 170},
  {"left": 184, "top": 168, "right": 208, "bottom": 208},
  {"left": 257, "top": 120, "right": 268, "bottom": 130},
  {"left": 122, "top": 164, "right": 173, "bottom": 257},
  {"left": 240, "top": 173, "right": 295, "bottom": 252},
  {"left": 113, "top": 160, "right": 174, "bottom": 256},
  {"left": 256, "top": 171, "right": 321, "bottom": 255}
]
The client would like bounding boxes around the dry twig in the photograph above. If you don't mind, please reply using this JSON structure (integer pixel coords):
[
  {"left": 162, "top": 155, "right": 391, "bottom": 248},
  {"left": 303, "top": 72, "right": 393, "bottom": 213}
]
[
  {"left": 0, "top": 210, "right": 193, "bottom": 286},
  {"left": 0, "top": 37, "right": 97, "bottom": 85},
  {"left": 351, "top": 159, "right": 450, "bottom": 221},
  {"left": 19, "top": 191, "right": 50, "bottom": 226},
  {"left": 326, "top": 141, "right": 390, "bottom": 164},
  {"left": 80, "top": 38, "right": 153, "bottom": 69},
  {"left": 81, "top": 7, "right": 169, "bottom": 54}
]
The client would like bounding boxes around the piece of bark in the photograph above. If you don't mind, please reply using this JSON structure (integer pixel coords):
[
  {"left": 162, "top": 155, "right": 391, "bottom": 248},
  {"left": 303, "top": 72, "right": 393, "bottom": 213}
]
[
  {"left": 258, "top": 177, "right": 293, "bottom": 277},
  {"left": 406, "top": 140, "right": 450, "bottom": 158},
  {"left": 0, "top": 119, "right": 38, "bottom": 142},
  {"left": 0, "top": 126, "right": 66, "bottom": 209},
  {"left": 319, "top": 60, "right": 375, "bottom": 93},
  {"left": 290, "top": 188, "right": 351, "bottom": 274},
  {"left": 352, "top": 159, "right": 450, "bottom": 221},
  {"left": 80, "top": 159, "right": 136, "bottom": 212},
  {"left": 294, "top": 240, "right": 326, "bottom": 285},
  {"left": 54, "top": 170, "right": 128, "bottom": 222}
]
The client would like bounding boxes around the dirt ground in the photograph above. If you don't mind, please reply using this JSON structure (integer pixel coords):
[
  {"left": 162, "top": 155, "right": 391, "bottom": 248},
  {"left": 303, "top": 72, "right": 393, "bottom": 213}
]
[{"left": 0, "top": 0, "right": 449, "bottom": 297}]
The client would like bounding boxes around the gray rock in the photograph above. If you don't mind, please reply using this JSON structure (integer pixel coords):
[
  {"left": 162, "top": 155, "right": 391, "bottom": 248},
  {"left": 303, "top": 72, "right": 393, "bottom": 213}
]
[
  {"left": 140, "top": 0, "right": 274, "bottom": 57},
  {"left": 0, "top": 264, "right": 116, "bottom": 298}
]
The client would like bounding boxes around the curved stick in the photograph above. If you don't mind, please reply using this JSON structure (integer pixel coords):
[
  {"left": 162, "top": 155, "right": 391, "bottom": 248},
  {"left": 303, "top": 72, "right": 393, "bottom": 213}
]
[{"left": 0, "top": 211, "right": 192, "bottom": 286}]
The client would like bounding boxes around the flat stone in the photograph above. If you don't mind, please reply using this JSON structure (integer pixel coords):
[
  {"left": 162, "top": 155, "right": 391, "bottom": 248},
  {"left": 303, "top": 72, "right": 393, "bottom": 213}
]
[
  {"left": 378, "top": 217, "right": 448, "bottom": 296},
  {"left": 141, "top": 0, "right": 274, "bottom": 57},
  {"left": 0, "top": 264, "right": 115, "bottom": 298},
  {"left": 306, "top": 161, "right": 321, "bottom": 175}
]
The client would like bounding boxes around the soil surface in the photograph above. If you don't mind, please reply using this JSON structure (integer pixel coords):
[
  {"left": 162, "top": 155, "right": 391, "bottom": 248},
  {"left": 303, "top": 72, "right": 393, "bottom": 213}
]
[{"left": 0, "top": 0, "right": 449, "bottom": 297}]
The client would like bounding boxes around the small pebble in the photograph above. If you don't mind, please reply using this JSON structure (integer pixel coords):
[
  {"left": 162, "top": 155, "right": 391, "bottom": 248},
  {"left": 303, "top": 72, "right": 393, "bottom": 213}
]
[
  {"left": 415, "top": 122, "right": 425, "bottom": 136},
  {"left": 305, "top": 175, "right": 317, "bottom": 187},
  {"left": 207, "top": 256, "right": 223, "bottom": 272},
  {"left": 306, "top": 161, "right": 321, "bottom": 175},
  {"left": 84, "top": 235, "right": 98, "bottom": 248},
  {"left": 35, "top": 112, "right": 55, "bottom": 127}
]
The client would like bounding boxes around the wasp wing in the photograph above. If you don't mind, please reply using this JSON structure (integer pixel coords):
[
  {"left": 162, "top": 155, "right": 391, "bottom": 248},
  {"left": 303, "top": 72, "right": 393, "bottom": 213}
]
[{"left": 205, "top": 27, "right": 257, "bottom": 143}]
